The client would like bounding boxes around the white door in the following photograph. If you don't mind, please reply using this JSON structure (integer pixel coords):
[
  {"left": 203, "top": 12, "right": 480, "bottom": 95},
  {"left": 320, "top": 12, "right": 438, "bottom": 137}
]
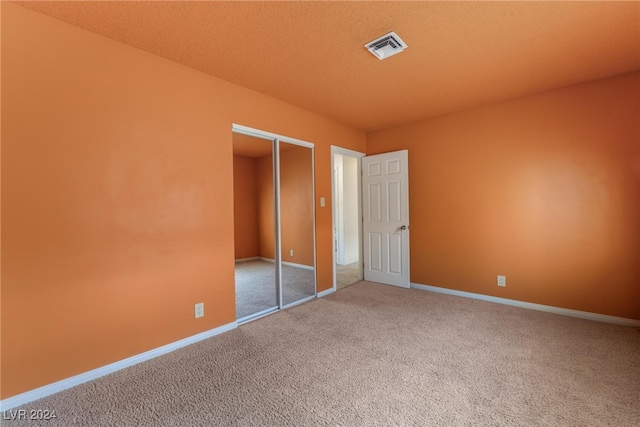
[{"left": 362, "top": 150, "right": 410, "bottom": 288}]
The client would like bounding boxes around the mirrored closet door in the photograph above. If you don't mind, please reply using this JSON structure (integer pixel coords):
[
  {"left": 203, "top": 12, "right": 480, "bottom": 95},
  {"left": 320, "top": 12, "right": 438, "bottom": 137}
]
[
  {"left": 232, "top": 127, "right": 316, "bottom": 323},
  {"left": 278, "top": 142, "right": 316, "bottom": 306},
  {"left": 232, "top": 132, "right": 278, "bottom": 320}
]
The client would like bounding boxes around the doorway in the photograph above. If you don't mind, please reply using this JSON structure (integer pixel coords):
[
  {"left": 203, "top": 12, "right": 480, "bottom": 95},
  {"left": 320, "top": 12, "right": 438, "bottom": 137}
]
[
  {"left": 332, "top": 148, "right": 411, "bottom": 291},
  {"left": 331, "top": 147, "right": 364, "bottom": 290},
  {"left": 232, "top": 125, "right": 316, "bottom": 323}
]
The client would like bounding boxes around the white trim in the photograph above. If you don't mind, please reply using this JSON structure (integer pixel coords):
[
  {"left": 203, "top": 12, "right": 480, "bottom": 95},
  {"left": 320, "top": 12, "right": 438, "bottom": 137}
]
[
  {"left": 0, "top": 322, "right": 237, "bottom": 411},
  {"left": 331, "top": 146, "right": 366, "bottom": 159},
  {"left": 274, "top": 139, "right": 284, "bottom": 308},
  {"left": 282, "top": 261, "right": 314, "bottom": 271},
  {"left": 317, "top": 288, "right": 336, "bottom": 298},
  {"left": 258, "top": 257, "right": 315, "bottom": 271},
  {"left": 335, "top": 155, "right": 344, "bottom": 264},
  {"left": 235, "top": 257, "right": 260, "bottom": 263},
  {"left": 237, "top": 307, "right": 278, "bottom": 325},
  {"left": 410, "top": 283, "right": 640, "bottom": 327},
  {"left": 232, "top": 124, "right": 314, "bottom": 149},
  {"left": 258, "top": 258, "right": 314, "bottom": 272},
  {"left": 309, "top": 143, "right": 318, "bottom": 297}
]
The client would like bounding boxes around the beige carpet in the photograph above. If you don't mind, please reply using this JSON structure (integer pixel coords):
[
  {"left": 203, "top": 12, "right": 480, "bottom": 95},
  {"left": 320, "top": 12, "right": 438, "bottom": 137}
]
[
  {"left": 7, "top": 282, "right": 640, "bottom": 426},
  {"left": 235, "top": 260, "right": 315, "bottom": 319}
]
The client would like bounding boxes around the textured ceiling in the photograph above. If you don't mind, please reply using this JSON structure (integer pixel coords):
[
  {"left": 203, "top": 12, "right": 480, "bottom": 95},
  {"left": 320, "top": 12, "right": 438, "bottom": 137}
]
[{"left": 14, "top": 1, "right": 640, "bottom": 132}]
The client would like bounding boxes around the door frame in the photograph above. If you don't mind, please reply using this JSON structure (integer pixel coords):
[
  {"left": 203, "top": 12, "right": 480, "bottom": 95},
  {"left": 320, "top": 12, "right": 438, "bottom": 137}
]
[
  {"left": 330, "top": 146, "right": 365, "bottom": 292},
  {"left": 232, "top": 123, "right": 317, "bottom": 323}
]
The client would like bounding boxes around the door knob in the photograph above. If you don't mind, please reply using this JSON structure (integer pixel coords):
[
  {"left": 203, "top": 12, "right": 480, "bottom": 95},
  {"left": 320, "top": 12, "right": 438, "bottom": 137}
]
[{"left": 400, "top": 225, "right": 409, "bottom": 231}]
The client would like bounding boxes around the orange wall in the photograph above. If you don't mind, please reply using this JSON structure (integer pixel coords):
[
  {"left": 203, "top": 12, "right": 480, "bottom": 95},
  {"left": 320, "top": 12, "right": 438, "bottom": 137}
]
[
  {"left": 233, "top": 155, "right": 260, "bottom": 259},
  {"left": 367, "top": 72, "right": 640, "bottom": 320},
  {"left": 1, "top": 3, "right": 365, "bottom": 399},
  {"left": 257, "top": 154, "right": 275, "bottom": 260}
]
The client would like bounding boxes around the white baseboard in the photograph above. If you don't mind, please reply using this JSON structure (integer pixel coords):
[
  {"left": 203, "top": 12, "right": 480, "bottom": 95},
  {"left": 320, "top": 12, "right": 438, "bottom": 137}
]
[
  {"left": 0, "top": 321, "right": 237, "bottom": 411},
  {"left": 258, "top": 258, "right": 314, "bottom": 271},
  {"left": 317, "top": 287, "right": 336, "bottom": 298},
  {"left": 235, "top": 257, "right": 259, "bottom": 263},
  {"left": 410, "top": 283, "right": 640, "bottom": 327},
  {"left": 282, "top": 261, "right": 314, "bottom": 271}
]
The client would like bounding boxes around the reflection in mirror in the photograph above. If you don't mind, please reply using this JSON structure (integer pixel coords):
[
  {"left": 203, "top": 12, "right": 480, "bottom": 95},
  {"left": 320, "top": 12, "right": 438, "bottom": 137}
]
[
  {"left": 279, "top": 142, "right": 316, "bottom": 305},
  {"left": 232, "top": 132, "right": 277, "bottom": 320},
  {"left": 334, "top": 153, "right": 362, "bottom": 289}
]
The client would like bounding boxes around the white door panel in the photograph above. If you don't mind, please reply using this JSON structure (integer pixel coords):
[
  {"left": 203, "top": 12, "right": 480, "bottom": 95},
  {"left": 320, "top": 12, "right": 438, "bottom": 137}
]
[
  {"left": 363, "top": 150, "right": 410, "bottom": 288},
  {"left": 369, "top": 233, "right": 382, "bottom": 272}
]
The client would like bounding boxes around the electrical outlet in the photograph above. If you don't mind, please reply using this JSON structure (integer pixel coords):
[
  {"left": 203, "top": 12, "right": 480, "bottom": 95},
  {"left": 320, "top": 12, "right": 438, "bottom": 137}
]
[
  {"left": 194, "top": 302, "right": 204, "bottom": 318},
  {"left": 290, "top": 249, "right": 294, "bottom": 257},
  {"left": 497, "top": 275, "right": 506, "bottom": 287}
]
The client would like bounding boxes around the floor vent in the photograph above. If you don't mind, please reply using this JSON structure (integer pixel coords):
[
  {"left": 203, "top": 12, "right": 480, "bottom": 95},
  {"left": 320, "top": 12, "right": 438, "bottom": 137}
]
[{"left": 364, "top": 31, "right": 408, "bottom": 60}]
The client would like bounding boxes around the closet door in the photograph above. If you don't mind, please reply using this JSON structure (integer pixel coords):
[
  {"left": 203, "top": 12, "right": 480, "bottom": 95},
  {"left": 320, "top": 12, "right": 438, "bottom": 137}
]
[
  {"left": 278, "top": 141, "right": 316, "bottom": 306},
  {"left": 232, "top": 132, "right": 278, "bottom": 321}
]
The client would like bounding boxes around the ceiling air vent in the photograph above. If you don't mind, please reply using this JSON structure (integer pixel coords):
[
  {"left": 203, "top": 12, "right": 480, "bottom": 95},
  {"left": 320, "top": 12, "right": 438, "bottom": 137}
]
[{"left": 365, "top": 31, "right": 408, "bottom": 60}]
